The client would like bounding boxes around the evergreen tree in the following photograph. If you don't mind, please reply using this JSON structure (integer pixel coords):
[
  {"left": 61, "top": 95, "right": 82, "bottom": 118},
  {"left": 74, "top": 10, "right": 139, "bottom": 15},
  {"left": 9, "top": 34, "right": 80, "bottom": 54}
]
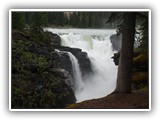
[
  {"left": 47, "top": 12, "right": 56, "bottom": 25},
  {"left": 88, "top": 12, "right": 94, "bottom": 28},
  {"left": 115, "top": 12, "right": 136, "bottom": 93},
  {"left": 106, "top": 12, "right": 149, "bottom": 93},
  {"left": 47, "top": 12, "right": 68, "bottom": 27},
  {"left": 12, "top": 12, "right": 25, "bottom": 30},
  {"left": 70, "top": 12, "right": 78, "bottom": 27},
  {"left": 56, "top": 12, "right": 65, "bottom": 26},
  {"left": 24, "top": 12, "right": 32, "bottom": 25},
  {"left": 30, "top": 12, "right": 48, "bottom": 35},
  {"left": 77, "top": 12, "right": 89, "bottom": 28},
  {"left": 137, "top": 17, "right": 148, "bottom": 52}
]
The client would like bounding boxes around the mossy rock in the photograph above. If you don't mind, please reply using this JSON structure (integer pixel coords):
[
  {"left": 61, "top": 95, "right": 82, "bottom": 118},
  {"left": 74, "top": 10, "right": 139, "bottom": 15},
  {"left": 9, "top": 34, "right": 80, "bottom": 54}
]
[
  {"left": 66, "top": 103, "right": 79, "bottom": 109},
  {"left": 133, "top": 53, "right": 148, "bottom": 65},
  {"left": 11, "top": 30, "right": 76, "bottom": 109},
  {"left": 137, "top": 86, "right": 148, "bottom": 92},
  {"left": 132, "top": 72, "right": 148, "bottom": 83}
]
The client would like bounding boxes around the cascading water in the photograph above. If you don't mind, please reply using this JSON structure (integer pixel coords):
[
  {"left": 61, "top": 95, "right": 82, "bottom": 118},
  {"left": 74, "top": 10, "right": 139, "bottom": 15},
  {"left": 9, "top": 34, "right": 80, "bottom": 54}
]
[
  {"left": 48, "top": 28, "right": 118, "bottom": 102},
  {"left": 54, "top": 49, "right": 84, "bottom": 93},
  {"left": 67, "top": 52, "right": 84, "bottom": 93}
]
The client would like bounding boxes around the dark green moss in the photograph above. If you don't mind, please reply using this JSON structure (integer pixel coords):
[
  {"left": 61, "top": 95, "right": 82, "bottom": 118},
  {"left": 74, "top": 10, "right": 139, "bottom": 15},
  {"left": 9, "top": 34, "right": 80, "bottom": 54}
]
[{"left": 11, "top": 30, "right": 76, "bottom": 109}]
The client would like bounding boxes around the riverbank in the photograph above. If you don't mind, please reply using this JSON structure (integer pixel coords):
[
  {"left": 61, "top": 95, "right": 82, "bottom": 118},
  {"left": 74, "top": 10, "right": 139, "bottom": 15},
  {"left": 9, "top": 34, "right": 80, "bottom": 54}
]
[{"left": 67, "top": 90, "right": 149, "bottom": 109}]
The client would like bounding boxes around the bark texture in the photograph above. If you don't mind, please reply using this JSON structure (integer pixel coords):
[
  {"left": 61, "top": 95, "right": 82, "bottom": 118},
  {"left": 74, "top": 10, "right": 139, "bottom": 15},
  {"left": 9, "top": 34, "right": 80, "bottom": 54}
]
[{"left": 115, "top": 12, "right": 136, "bottom": 93}]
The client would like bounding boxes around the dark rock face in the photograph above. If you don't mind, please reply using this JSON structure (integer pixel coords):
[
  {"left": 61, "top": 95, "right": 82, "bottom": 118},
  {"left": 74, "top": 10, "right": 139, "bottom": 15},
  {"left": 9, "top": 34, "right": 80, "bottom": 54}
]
[
  {"left": 111, "top": 52, "right": 120, "bottom": 65},
  {"left": 110, "top": 34, "right": 122, "bottom": 51},
  {"left": 12, "top": 30, "right": 76, "bottom": 109},
  {"left": 71, "top": 49, "right": 92, "bottom": 78},
  {"left": 49, "top": 69, "right": 76, "bottom": 108},
  {"left": 51, "top": 50, "right": 73, "bottom": 78},
  {"left": 52, "top": 45, "right": 92, "bottom": 79},
  {"left": 12, "top": 29, "right": 92, "bottom": 109},
  {"left": 46, "top": 31, "right": 61, "bottom": 46}
]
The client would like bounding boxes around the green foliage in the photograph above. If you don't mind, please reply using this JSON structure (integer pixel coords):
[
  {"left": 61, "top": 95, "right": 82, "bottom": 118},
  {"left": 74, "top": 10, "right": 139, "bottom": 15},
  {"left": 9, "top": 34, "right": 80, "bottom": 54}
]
[
  {"left": 70, "top": 12, "right": 107, "bottom": 28},
  {"left": 12, "top": 12, "right": 25, "bottom": 30},
  {"left": 33, "top": 31, "right": 52, "bottom": 46},
  {"left": 77, "top": 12, "right": 89, "bottom": 28},
  {"left": 30, "top": 12, "right": 48, "bottom": 35},
  {"left": 137, "top": 86, "right": 148, "bottom": 92},
  {"left": 12, "top": 11, "right": 118, "bottom": 30},
  {"left": 20, "top": 51, "right": 48, "bottom": 73},
  {"left": 132, "top": 52, "right": 148, "bottom": 91},
  {"left": 12, "top": 39, "right": 49, "bottom": 73},
  {"left": 12, "top": 69, "right": 70, "bottom": 108},
  {"left": 56, "top": 12, "right": 65, "bottom": 26},
  {"left": 106, "top": 12, "right": 123, "bottom": 29},
  {"left": 132, "top": 71, "right": 148, "bottom": 90},
  {"left": 47, "top": 12, "right": 66, "bottom": 26},
  {"left": 137, "top": 19, "right": 148, "bottom": 52},
  {"left": 12, "top": 31, "right": 75, "bottom": 109},
  {"left": 132, "top": 72, "right": 148, "bottom": 83},
  {"left": 36, "top": 56, "right": 48, "bottom": 72},
  {"left": 46, "top": 12, "right": 110, "bottom": 28},
  {"left": 106, "top": 12, "right": 149, "bottom": 52},
  {"left": 66, "top": 103, "right": 79, "bottom": 109},
  {"left": 133, "top": 52, "right": 148, "bottom": 65}
]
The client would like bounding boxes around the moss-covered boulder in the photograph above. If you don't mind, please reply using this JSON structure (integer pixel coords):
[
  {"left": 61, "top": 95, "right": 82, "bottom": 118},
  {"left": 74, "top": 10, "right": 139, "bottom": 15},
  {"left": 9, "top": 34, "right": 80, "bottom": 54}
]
[
  {"left": 132, "top": 72, "right": 148, "bottom": 90},
  {"left": 133, "top": 52, "right": 148, "bottom": 70},
  {"left": 11, "top": 30, "right": 76, "bottom": 109}
]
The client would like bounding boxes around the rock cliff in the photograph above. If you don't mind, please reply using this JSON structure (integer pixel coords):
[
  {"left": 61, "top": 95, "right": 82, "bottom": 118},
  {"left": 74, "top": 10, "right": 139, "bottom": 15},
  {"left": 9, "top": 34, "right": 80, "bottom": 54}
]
[{"left": 12, "top": 30, "right": 78, "bottom": 108}]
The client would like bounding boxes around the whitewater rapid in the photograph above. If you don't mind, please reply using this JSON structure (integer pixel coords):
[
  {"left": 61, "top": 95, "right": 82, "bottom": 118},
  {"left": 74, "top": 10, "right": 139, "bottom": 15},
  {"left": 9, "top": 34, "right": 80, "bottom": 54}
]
[{"left": 47, "top": 28, "right": 118, "bottom": 102}]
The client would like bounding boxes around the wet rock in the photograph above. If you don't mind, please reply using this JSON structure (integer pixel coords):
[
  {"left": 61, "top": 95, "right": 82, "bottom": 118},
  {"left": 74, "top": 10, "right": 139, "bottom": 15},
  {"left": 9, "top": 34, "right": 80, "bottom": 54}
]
[
  {"left": 110, "top": 33, "right": 122, "bottom": 51},
  {"left": 12, "top": 30, "right": 76, "bottom": 109},
  {"left": 45, "top": 31, "right": 61, "bottom": 46},
  {"left": 111, "top": 52, "right": 120, "bottom": 65},
  {"left": 51, "top": 46, "right": 92, "bottom": 79}
]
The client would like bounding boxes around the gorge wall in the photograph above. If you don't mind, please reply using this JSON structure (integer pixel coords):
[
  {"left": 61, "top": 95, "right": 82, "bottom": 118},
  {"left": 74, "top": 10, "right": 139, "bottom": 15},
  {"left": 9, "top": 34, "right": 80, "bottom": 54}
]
[{"left": 12, "top": 30, "right": 92, "bottom": 108}]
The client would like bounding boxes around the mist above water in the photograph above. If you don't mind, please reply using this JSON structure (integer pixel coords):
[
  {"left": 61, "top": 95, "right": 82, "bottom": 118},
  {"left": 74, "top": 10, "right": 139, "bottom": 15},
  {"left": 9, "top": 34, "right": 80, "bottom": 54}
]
[{"left": 48, "top": 28, "right": 118, "bottom": 102}]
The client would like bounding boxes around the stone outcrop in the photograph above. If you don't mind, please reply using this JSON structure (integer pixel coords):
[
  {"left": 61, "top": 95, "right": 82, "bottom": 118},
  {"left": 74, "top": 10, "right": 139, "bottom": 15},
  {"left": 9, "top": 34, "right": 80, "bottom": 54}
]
[
  {"left": 51, "top": 45, "right": 92, "bottom": 79},
  {"left": 46, "top": 31, "right": 61, "bottom": 46},
  {"left": 110, "top": 33, "right": 122, "bottom": 51},
  {"left": 111, "top": 52, "right": 120, "bottom": 65},
  {"left": 12, "top": 30, "right": 76, "bottom": 109},
  {"left": 12, "top": 29, "right": 92, "bottom": 109}
]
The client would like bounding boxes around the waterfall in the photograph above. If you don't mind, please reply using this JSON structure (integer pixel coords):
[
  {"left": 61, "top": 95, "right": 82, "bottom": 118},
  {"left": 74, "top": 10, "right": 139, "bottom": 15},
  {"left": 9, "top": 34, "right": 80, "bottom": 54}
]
[
  {"left": 48, "top": 28, "right": 118, "bottom": 102},
  {"left": 55, "top": 49, "right": 84, "bottom": 93},
  {"left": 67, "top": 52, "right": 84, "bottom": 93}
]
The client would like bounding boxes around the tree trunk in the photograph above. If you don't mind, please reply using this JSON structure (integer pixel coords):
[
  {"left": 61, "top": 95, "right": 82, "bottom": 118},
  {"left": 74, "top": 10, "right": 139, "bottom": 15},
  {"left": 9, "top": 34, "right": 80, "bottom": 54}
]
[{"left": 115, "top": 12, "right": 136, "bottom": 93}]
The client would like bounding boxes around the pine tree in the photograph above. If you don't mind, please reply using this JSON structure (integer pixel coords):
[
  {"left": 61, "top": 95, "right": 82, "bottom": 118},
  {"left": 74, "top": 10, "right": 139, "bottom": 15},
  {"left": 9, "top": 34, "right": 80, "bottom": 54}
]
[
  {"left": 138, "top": 17, "right": 148, "bottom": 52},
  {"left": 115, "top": 12, "right": 136, "bottom": 93},
  {"left": 12, "top": 12, "right": 25, "bottom": 30},
  {"left": 30, "top": 12, "right": 48, "bottom": 35}
]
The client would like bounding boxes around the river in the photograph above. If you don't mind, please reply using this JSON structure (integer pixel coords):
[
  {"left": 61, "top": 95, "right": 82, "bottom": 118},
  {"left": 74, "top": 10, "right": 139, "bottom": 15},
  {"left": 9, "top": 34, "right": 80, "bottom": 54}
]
[{"left": 47, "top": 28, "right": 118, "bottom": 102}]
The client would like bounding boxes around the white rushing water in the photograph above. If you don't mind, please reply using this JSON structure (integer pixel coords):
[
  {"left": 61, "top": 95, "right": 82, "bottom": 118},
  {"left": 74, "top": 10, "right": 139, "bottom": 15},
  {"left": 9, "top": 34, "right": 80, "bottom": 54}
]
[
  {"left": 47, "top": 28, "right": 118, "bottom": 102},
  {"left": 67, "top": 52, "right": 84, "bottom": 93}
]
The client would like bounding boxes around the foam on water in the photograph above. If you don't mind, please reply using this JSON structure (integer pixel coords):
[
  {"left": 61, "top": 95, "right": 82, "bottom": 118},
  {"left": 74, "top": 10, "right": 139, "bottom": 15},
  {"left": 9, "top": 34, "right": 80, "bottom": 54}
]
[{"left": 48, "top": 28, "right": 118, "bottom": 102}]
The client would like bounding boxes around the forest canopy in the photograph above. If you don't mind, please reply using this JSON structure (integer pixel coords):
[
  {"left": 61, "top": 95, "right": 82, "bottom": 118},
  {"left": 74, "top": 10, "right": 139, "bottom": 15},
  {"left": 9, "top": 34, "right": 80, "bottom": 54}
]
[
  {"left": 12, "top": 11, "right": 149, "bottom": 52},
  {"left": 12, "top": 12, "right": 117, "bottom": 29}
]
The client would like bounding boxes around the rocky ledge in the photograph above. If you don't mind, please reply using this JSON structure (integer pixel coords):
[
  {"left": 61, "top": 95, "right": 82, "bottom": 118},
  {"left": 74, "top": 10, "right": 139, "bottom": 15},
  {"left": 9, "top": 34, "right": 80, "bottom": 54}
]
[
  {"left": 51, "top": 45, "right": 92, "bottom": 79},
  {"left": 12, "top": 29, "right": 92, "bottom": 109},
  {"left": 12, "top": 30, "right": 78, "bottom": 108}
]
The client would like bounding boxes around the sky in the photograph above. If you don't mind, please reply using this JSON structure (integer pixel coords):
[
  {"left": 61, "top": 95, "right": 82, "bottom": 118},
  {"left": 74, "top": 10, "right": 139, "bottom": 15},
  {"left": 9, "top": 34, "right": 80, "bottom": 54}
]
[{"left": 0, "top": 0, "right": 159, "bottom": 120}]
